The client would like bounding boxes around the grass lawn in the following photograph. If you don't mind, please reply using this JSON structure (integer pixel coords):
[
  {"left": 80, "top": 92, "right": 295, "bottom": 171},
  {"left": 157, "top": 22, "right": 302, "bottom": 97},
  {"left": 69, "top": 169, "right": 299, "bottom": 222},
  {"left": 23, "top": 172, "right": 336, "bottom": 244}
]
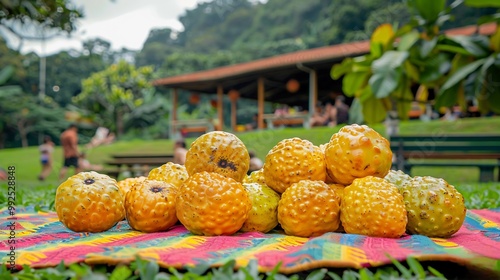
[
  {"left": 2, "top": 116, "right": 500, "bottom": 187},
  {"left": 1, "top": 117, "right": 500, "bottom": 279}
]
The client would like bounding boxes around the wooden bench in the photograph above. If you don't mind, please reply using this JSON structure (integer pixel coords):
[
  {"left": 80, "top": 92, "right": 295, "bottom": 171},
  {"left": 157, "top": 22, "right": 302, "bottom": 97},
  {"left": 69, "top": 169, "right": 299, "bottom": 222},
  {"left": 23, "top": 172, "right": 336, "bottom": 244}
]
[
  {"left": 102, "top": 154, "right": 174, "bottom": 179},
  {"left": 390, "top": 135, "right": 500, "bottom": 182},
  {"left": 171, "top": 119, "right": 214, "bottom": 137},
  {"left": 262, "top": 113, "right": 310, "bottom": 129}
]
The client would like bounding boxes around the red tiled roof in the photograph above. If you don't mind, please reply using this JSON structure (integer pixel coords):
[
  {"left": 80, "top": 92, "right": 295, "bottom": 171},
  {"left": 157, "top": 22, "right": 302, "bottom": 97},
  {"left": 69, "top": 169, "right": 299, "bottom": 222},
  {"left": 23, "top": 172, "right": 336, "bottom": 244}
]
[{"left": 153, "top": 23, "right": 497, "bottom": 87}]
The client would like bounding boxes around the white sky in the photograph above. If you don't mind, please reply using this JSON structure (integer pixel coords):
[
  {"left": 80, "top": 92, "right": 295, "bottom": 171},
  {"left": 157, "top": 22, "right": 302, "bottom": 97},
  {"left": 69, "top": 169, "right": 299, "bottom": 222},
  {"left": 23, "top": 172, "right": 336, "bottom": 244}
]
[{"left": 5, "top": 0, "right": 209, "bottom": 55}]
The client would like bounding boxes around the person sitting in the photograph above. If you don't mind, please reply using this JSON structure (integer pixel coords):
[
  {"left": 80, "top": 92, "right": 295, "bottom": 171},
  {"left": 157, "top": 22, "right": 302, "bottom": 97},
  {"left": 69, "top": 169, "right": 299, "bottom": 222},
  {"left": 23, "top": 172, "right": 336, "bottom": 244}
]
[
  {"left": 334, "top": 96, "right": 350, "bottom": 125},
  {"left": 310, "top": 103, "right": 335, "bottom": 127},
  {"left": 274, "top": 105, "right": 289, "bottom": 117},
  {"left": 248, "top": 151, "right": 263, "bottom": 175},
  {"left": 78, "top": 152, "right": 103, "bottom": 171},
  {"left": 325, "top": 96, "right": 350, "bottom": 127},
  {"left": 245, "top": 113, "right": 259, "bottom": 131},
  {"left": 86, "top": 127, "right": 115, "bottom": 149}
]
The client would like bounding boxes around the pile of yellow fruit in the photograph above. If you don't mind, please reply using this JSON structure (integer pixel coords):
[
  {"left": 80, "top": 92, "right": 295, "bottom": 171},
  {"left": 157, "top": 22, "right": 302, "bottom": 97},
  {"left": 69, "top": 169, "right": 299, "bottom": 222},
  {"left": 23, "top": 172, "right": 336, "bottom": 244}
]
[{"left": 54, "top": 124, "right": 466, "bottom": 239}]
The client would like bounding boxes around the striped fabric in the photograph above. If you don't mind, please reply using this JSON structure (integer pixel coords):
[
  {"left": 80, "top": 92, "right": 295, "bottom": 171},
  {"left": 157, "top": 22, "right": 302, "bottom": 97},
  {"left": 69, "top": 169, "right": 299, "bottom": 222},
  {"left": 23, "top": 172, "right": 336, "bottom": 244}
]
[{"left": 1, "top": 207, "right": 499, "bottom": 274}]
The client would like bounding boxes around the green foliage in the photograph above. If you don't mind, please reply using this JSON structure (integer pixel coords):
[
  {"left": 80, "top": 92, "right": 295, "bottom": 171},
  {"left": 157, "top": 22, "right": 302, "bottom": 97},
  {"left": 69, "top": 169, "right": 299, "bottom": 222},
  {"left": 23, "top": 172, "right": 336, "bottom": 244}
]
[
  {"left": 0, "top": 255, "right": 458, "bottom": 280},
  {"left": 331, "top": 0, "right": 500, "bottom": 124},
  {"left": 0, "top": 0, "right": 83, "bottom": 39},
  {"left": 0, "top": 184, "right": 56, "bottom": 211},
  {"left": 74, "top": 60, "right": 159, "bottom": 137},
  {"left": 465, "top": 0, "right": 500, "bottom": 8}
]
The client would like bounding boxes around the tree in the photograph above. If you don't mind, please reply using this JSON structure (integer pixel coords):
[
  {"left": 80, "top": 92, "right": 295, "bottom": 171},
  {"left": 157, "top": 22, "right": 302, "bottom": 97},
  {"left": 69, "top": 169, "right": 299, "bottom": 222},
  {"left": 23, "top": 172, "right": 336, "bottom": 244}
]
[
  {"left": 0, "top": 0, "right": 83, "bottom": 44},
  {"left": 0, "top": 65, "right": 66, "bottom": 148},
  {"left": 74, "top": 61, "right": 156, "bottom": 137}
]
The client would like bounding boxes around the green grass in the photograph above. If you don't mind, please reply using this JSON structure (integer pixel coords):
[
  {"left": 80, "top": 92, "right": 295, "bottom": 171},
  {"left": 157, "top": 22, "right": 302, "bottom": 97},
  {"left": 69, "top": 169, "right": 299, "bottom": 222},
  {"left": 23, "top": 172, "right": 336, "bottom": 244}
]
[{"left": 2, "top": 256, "right": 465, "bottom": 280}]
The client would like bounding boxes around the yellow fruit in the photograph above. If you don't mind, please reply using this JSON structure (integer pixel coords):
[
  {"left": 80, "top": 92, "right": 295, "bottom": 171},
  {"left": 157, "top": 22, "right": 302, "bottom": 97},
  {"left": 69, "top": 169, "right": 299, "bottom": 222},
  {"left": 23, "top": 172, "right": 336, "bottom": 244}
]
[
  {"left": 325, "top": 124, "right": 392, "bottom": 185},
  {"left": 147, "top": 162, "right": 189, "bottom": 190},
  {"left": 400, "top": 176, "right": 466, "bottom": 238},
  {"left": 264, "top": 138, "right": 326, "bottom": 194},
  {"left": 341, "top": 176, "right": 407, "bottom": 238},
  {"left": 278, "top": 180, "right": 340, "bottom": 237},
  {"left": 185, "top": 131, "right": 250, "bottom": 182},
  {"left": 328, "top": 183, "right": 346, "bottom": 232},
  {"left": 176, "top": 171, "right": 251, "bottom": 235},
  {"left": 117, "top": 176, "right": 146, "bottom": 203},
  {"left": 55, "top": 171, "right": 124, "bottom": 233},
  {"left": 384, "top": 170, "right": 412, "bottom": 189},
  {"left": 241, "top": 183, "right": 281, "bottom": 233},
  {"left": 125, "top": 179, "right": 178, "bottom": 233},
  {"left": 243, "top": 168, "right": 266, "bottom": 185}
]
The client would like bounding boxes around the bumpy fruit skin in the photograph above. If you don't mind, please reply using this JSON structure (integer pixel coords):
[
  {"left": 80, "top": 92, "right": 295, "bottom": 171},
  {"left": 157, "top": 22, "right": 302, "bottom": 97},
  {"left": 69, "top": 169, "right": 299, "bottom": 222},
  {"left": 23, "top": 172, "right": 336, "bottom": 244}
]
[
  {"left": 55, "top": 171, "right": 125, "bottom": 232},
  {"left": 185, "top": 131, "right": 249, "bottom": 182},
  {"left": 241, "top": 183, "right": 281, "bottom": 233},
  {"left": 125, "top": 179, "right": 178, "bottom": 233},
  {"left": 176, "top": 172, "right": 251, "bottom": 236},
  {"left": 278, "top": 180, "right": 340, "bottom": 237},
  {"left": 325, "top": 124, "right": 392, "bottom": 185},
  {"left": 147, "top": 162, "right": 189, "bottom": 191},
  {"left": 243, "top": 168, "right": 267, "bottom": 185},
  {"left": 320, "top": 144, "right": 336, "bottom": 184},
  {"left": 117, "top": 176, "right": 146, "bottom": 203},
  {"left": 341, "top": 176, "right": 407, "bottom": 238},
  {"left": 384, "top": 170, "right": 412, "bottom": 189},
  {"left": 400, "top": 176, "right": 466, "bottom": 238},
  {"left": 328, "top": 184, "right": 346, "bottom": 232},
  {"left": 264, "top": 138, "right": 326, "bottom": 194}
]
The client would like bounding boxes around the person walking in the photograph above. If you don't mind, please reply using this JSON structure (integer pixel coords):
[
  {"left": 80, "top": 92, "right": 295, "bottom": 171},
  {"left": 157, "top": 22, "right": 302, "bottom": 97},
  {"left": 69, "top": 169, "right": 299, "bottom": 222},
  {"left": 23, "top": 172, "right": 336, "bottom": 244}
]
[
  {"left": 58, "top": 124, "right": 82, "bottom": 180},
  {"left": 38, "top": 135, "right": 55, "bottom": 181}
]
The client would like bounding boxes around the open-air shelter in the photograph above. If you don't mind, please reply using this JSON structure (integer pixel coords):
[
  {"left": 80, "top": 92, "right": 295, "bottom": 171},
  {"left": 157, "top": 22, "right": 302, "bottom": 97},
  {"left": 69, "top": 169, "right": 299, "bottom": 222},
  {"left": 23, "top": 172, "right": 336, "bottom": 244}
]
[{"left": 153, "top": 24, "right": 495, "bottom": 136}]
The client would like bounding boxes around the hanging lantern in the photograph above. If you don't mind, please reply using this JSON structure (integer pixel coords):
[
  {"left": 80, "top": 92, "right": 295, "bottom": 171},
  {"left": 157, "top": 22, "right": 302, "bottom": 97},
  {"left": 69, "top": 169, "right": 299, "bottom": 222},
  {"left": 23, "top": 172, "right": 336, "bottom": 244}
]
[
  {"left": 189, "top": 93, "right": 201, "bottom": 105},
  {"left": 286, "top": 79, "right": 300, "bottom": 93},
  {"left": 210, "top": 99, "right": 218, "bottom": 108},
  {"left": 228, "top": 89, "right": 240, "bottom": 102}
]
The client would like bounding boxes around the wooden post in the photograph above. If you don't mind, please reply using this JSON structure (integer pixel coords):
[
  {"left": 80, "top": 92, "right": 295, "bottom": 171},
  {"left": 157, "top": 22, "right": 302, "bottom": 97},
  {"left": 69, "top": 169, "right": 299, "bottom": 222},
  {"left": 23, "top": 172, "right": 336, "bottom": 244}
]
[
  {"left": 217, "top": 84, "right": 224, "bottom": 131},
  {"left": 257, "top": 77, "right": 265, "bottom": 129},
  {"left": 170, "top": 88, "right": 178, "bottom": 138},
  {"left": 308, "top": 70, "right": 317, "bottom": 128},
  {"left": 172, "top": 88, "right": 178, "bottom": 121},
  {"left": 231, "top": 99, "right": 237, "bottom": 131}
]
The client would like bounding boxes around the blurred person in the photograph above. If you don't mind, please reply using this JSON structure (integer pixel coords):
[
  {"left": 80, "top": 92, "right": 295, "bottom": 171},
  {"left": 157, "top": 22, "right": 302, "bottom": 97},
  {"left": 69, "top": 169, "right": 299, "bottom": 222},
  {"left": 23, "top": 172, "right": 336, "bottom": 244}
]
[
  {"left": 86, "top": 127, "right": 115, "bottom": 148},
  {"left": 78, "top": 152, "right": 103, "bottom": 171},
  {"left": 38, "top": 135, "right": 55, "bottom": 181},
  {"left": 248, "top": 151, "right": 263, "bottom": 174},
  {"left": 59, "top": 124, "right": 82, "bottom": 180},
  {"left": 173, "top": 140, "right": 188, "bottom": 165},
  {"left": 0, "top": 167, "right": 7, "bottom": 181},
  {"left": 245, "top": 113, "right": 259, "bottom": 131},
  {"left": 310, "top": 103, "right": 334, "bottom": 127},
  {"left": 274, "top": 104, "right": 289, "bottom": 116},
  {"left": 334, "top": 96, "right": 350, "bottom": 125}
]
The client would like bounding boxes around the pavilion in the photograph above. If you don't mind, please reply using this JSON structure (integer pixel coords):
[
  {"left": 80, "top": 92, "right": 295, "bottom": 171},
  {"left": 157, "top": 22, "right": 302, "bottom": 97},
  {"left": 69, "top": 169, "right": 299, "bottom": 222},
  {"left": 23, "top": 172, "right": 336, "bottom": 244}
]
[{"left": 153, "top": 23, "right": 495, "bottom": 135}]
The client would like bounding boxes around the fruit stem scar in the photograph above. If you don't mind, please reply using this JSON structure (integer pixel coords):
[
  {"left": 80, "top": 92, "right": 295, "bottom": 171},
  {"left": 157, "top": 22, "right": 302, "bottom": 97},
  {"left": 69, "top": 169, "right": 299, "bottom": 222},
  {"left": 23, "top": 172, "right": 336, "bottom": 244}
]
[
  {"left": 84, "top": 178, "right": 95, "bottom": 185},
  {"left": 150, "top": 186, "right": 163, "bottom": 193}
]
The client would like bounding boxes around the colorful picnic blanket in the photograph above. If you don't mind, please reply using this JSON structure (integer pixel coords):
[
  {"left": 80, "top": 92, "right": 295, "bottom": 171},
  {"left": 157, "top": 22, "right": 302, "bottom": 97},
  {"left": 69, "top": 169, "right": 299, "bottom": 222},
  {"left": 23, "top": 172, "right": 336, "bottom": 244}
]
[{"left": 1, "top": 206, "right": 499, "bottom": 274}]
